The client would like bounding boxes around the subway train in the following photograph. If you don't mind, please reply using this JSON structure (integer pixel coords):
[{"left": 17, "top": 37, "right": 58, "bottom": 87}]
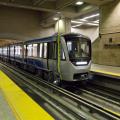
[{"left": 0, "top": 33, "right": 91, "bottom": 84}]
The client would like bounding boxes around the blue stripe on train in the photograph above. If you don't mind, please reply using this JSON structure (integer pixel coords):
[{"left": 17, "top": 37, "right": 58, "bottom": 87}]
[{"left": 26, "top": 58, "right": 44, "bottom": 68}]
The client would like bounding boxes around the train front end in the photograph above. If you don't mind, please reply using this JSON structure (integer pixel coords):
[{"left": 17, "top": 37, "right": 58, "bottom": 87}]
[{"left": 62, "top": 34, "right": 91, "bottom": 81}]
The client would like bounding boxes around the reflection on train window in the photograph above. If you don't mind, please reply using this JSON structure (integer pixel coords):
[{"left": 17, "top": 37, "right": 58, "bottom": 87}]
[
  {"left": 0, "top": 48, "right": 2, "bottom": 55},
  {"left": 15, "top": 46, "right": 22, "bottom": 57},
  {"left": 61, "top": 48, "right": 65, "bottom": 60},
  {"left": 24, "top": 45, "right": 27, "bottom": 57},
  {"left": 39, "top": 43, "right": 43, "bottom": 58},
  {"left": 10, "top": 46, "right": 14, "bottom": 57},
  {"left": 43, "top": 43, "right": 47, "bottom": 58},
  {"left": 27, "top": 44, "right": 33, "bottom": 57},
  {"left": 67, "top": 42, "right": 72, "bottom": 51},
  {"left": 33, "top": 44, "right": 38, "bottom": 57},
  {"left": 3, "top": 47, "right": 7, "bottom": 56}
]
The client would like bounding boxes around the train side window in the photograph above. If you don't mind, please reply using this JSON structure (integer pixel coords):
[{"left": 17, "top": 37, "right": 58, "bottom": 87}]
[
  {"left": 43, "top": 43, "right": 47, "bottom": 59},
  {"left": 27, "top": 44, "right": 33, "bottom": 57},
  {"left": 39, "top": 43, "right": 43, "bottom": 58},
  {"left": 10, "top": 46, "right": 14, "bottom": 57},
  {"left": 33, "top": 44, "right": 38, "bottom": 57},
  {"left": 15, "top": 46, "right": 22, "bottom": 57}
]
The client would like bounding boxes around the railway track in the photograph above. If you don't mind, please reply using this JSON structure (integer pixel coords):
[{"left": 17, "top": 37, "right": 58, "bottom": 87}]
[
  {"left": 88, "top": 75, "right": 120, "bottom": 92},
  {"left": 84, "top": 85, "right": 120, "bottom": 104},
  {"left": 0, "top": 62, "right": 120, "bottom": 120},
  {"left": 68, "top": 87, "right": 120, "bottom": 116}
]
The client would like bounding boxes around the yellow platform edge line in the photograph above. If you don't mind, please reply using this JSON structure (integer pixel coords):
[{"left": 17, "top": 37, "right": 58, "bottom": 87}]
[
  {"left": 91, "top": 69, "right": 120, "bottom": 77},
  {"left": 104, "top": 108, "right": 120, "bottom": 117},
  {"left": 0, "top": 71, "right": 54, "bottom": 120}
]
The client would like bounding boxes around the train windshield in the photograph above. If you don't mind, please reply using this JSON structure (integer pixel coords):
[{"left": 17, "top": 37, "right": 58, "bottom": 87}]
[{"left": 66, "top": 37, "right": 91, "bottom": 60}]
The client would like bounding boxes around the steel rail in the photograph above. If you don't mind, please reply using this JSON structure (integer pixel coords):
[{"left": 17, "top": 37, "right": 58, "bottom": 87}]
[
  {"left": 78, "top": 88, "right": 120, "bottom": 106},
  {"left": 71, "top": 87, "right": 120, "bottom": 117},
  {"left": 83, "top": 85, "right": 120, "bottom": 104}
]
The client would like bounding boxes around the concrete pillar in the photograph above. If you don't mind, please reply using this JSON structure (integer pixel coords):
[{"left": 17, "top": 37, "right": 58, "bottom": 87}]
[{"left": 55, "top": 18, "right": 71, "bottom": 34}]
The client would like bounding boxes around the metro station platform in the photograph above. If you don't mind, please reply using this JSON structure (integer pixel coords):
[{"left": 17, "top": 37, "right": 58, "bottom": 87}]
[
  {"left": 0, "top": 70, "right": 54, "bottom": 120},
  {"left": 91, "top": 64, "right": 120, "bottom": 79}
]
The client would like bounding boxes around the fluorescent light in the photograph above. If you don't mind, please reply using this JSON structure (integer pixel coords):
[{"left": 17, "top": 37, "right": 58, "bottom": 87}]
[
  {"left": 96, "top": 20, "right": 99, "bottom": 22},
  {"left": 79, "top": 19, "right": 87, "bottom": 22},
  {"left": 53, "top": 17, "right": 59, "bottom": 21},
  {"left": 71, "top": 20, "right": 83, "bottom": 24},
  {"left": 76, "top": 61, "right": 87, "bottom": 65},
  {"left": 94, "top": 20, "right": 99, "bottom": 23},
  {"left": 57, "top": 12, "right": 61, "bottom": 14},
  {"left": 83, "top": 13, "right": 100, "bottom": 20},
  {"left": 76, "top": 1, "right": 84, "bottom": 5},
  {"left": 86, "top": 23, "right": 99, "bottom": 26},
  {"left": 72, "top": 24, "right": 83, "bottom": 28}
]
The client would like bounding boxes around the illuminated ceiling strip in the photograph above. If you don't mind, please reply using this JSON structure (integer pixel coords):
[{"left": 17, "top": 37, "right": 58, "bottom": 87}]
[
  {"left": 71, "top": 20, "right": 83, "bottom": 24},
  {"left": 75, "top": 1, "right": 84, "bottom": 5},
  {"left": 86, "top": 23, "right": 99, "bottom": 26},
  {"left": 82, "top": 13, "right": 100, "bottom": 20},
  {"left": 94, "top": 20, "right": 99, "bottom": 23},
  {"left": 72, "top": 22, "right": 99, "bottom": 27}
]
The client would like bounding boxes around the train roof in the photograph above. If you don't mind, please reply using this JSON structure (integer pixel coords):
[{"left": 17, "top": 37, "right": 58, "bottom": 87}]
[
  {"left": 62, "top": 33, "right": 90, "bottom": 40},
  {"left": 24, "top": 33, "right": 91, "bottom": 44},
  {"left": 0, "top": 33, "right": 90, "bottom": 47}
]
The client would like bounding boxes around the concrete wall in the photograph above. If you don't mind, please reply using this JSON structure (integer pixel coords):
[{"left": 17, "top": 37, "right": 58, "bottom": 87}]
[
  {"left": 100, "top": 0, "right": 120, "bottom": 34},
  {"left": 0, "top": 6, "right": 43, "bottom": 41},
  {"left": 92, "top": 0, "right": 120, "bottom": 67},
  {"left": 39, "top": 27, "right": 55, "bottom": 38},
  {"left": 93, "top": 34, "right": 120, "bottom": 66},
  {"left": 71, "top": 27, "right": 99, "bottom": 43}
]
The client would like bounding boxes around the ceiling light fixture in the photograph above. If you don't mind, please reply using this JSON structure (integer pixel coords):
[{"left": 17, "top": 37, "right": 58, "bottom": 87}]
[
  {"left": 76, "top": 1, "right": 84, "bottom": 5},
  {"left": 53, "top": 17, "right": 59, "bottom": 21},
  {"left": 71, "top": 20, "right": 83, "bottom": 24},
  {"left": 79, "top": 19, "right": 87, "bottom": 22},
  {"left": 83, "top": 13, "right": 100, "bottom": 20},
  {"left": 94, "top": 20, "right": 99, "bottom": 23},
  {"left": 86, "top": 23, "right": 99, "bottom": 26}
]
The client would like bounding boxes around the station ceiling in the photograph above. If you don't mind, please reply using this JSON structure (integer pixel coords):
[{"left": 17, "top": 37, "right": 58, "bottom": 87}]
[
  {"left": 0, "top": 0, "right": 114, "bottom": 43},
  {"left": 0, "top": 0, "right": 114, "bottom": 19}
]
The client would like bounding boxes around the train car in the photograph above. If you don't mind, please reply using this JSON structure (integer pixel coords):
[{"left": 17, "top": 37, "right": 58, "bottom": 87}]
[
  {"left": 24, "top": 33, "right": 91, "bottom": 83},
  {"left": 0, "top": 33, "right": 91, "bottom": 84}
]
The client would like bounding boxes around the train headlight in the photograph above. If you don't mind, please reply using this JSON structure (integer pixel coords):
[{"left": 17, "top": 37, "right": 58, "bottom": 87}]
[{"left": 76, "top": 61, "right": 87, "bottom": 65}]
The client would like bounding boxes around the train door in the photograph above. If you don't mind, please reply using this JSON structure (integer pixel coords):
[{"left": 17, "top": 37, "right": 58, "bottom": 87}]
[
  {"left": 42, "top": 42, "right": 48, "bottom": 69},
  {"left": 47, "top": 41, "right": 57, "bottom": 72},
  {"left": 48, "top": 37, "right": 67, "bottom": 76}
]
